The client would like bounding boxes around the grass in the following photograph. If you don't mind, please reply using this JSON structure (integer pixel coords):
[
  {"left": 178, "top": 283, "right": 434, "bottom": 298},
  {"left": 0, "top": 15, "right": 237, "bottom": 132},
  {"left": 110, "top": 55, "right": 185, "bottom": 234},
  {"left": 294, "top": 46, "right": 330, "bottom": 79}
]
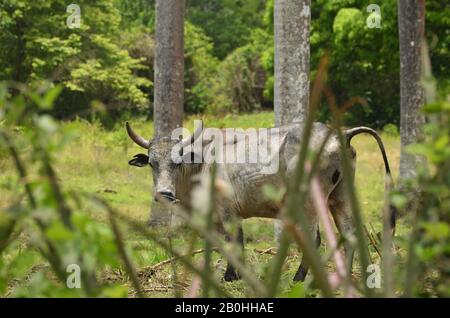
[{"left": 0, "top": 112, "right": 403, "bottom": 297}]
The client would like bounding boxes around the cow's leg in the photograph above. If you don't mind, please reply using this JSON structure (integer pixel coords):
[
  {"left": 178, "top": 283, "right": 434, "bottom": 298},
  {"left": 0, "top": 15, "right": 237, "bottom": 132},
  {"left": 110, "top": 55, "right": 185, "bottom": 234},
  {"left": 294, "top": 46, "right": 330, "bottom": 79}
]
[
  {"left": 223, "top": 223, "right": 244, "bottom": 282},
  {"left": 293, "top": 226, "right": 321, "bottom": 282},
  {"left": 328, "top": 180, "right": 355, "bottom": 270}
]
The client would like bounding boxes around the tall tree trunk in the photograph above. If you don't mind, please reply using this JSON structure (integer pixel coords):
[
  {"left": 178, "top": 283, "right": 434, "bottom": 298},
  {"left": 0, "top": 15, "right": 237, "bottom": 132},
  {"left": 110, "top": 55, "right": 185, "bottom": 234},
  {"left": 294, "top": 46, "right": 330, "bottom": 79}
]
[
  {"left": 274, "top": 0, "right": 310, "bottom": 126},
  {"left": 398, "top": 0, "right": 426, "bottom": 182},
  {"left": 154, "top": 0, "right": 184, "bottom": 138},
  {"left": 274, "top": 0, "right": 311, "bottom": 241},
  {"left": 150, "top": 0, "right": 185, "bottom": 227}
]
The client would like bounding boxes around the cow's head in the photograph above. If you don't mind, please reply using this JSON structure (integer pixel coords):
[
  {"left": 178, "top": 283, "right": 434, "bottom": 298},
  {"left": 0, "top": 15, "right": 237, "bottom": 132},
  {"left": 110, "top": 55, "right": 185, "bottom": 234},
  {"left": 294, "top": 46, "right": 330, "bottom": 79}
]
[{"left": 126, "top": 122, "right": 203, "bottom": 204}]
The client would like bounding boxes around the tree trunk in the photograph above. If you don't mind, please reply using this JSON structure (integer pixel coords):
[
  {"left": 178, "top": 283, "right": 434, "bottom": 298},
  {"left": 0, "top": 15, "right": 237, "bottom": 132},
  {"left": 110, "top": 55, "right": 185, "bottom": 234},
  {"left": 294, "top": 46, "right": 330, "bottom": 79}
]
[
  {"left": 274, "top": 0, "right": 310, "bottom": 126},
  {"left": 274, "top": 0, "right": 311, "bottom": 241},
  {"left": 154, "top": 0, "right": 184, "bottom": 138},
  {"left": 398, "top": 0, "right": 426, "bottom": 182},
  {"left": 150, "top": 0, "right": 185, "bottom": 227}
]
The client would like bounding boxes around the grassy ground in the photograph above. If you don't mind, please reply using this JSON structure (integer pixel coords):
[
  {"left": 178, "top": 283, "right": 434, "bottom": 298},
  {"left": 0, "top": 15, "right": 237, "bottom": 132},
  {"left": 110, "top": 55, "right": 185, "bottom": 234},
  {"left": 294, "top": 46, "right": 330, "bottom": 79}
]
[{"left": 0, "top": 112, "right": 403, "bottom": 297}]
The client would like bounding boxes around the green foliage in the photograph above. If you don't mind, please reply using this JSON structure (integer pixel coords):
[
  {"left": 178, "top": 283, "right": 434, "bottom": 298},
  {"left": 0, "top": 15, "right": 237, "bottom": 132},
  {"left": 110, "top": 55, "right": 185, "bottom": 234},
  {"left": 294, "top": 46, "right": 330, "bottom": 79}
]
[
  {"left": 426, "top": 1, "right": 450, "bottom": 95},
  {"left": 309, "top": 0, "right": 399, "bottom": 126},
  {"left": 321, "top": 0, "right": 449, "bottom": 126},
  {"left": 382, "top": 123, "right": 399, "bottom": 136},
  {"left": 116, "top": 21, "right": 219, "bottom": 114},
  {"left": 186, "top": 0, "right": 265, "bottom": 60},
  {"left": 117, "top": 0, "right": 155, "bottom": 29},
  {"left": 1, "top": 0, "right": 449, "bottom": 127},
  {"left": 206, "top": 29, "right": 271, "bottom": 114},
  {"left": 405, "top": 98, "right": 450, "bottom": 296},
  {"left": 143, "top": 0, "right": 443, "bottom": 125},
  {"left": 333, "top": 8, "right": 365, "bottom": 40},
  {"left": 0, "top": 0, "right": 151, "bottom": 117},
  {"left": 0, "top": 83, "right": 128, "bottom": 297},
  {"left": 254, "top": 0, "right": 450, "bottom": 127},
  {"left": 184, "top": 22, "right": 219, "bottom": 113}
]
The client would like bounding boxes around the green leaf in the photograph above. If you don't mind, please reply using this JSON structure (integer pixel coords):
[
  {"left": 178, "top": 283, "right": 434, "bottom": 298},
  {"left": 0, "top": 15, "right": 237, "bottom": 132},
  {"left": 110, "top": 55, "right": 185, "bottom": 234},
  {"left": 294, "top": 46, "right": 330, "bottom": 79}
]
[
  {"left": 36, "top": 115, "right": 58, "bottom": 134},
  {"left": 287, "top": 282, "right": 306, "bottom": 298},
  {"left": 262, "top": 184, "right": 285, "bottom": 203},
  {"left": 422, "top": 222, "right": 450, "bottom": 241},
  {"left": 391, "top": 193, "right": 407, "bottom": 209},
  {"left": 100, "top": 284, "right": 128, "bottom": 298},
  {"left": 45, "top": 222, "right": 74, "bottom": 241},
  {"left": 41, "top": 86, "right": 62, "bottom": 110}
]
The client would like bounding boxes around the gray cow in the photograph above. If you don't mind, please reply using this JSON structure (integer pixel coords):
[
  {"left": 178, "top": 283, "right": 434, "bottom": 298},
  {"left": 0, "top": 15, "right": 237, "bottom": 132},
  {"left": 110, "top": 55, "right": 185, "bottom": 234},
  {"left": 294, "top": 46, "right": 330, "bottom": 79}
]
[{"left": 126, "top": 121, "right": 395, "bottom": 282}]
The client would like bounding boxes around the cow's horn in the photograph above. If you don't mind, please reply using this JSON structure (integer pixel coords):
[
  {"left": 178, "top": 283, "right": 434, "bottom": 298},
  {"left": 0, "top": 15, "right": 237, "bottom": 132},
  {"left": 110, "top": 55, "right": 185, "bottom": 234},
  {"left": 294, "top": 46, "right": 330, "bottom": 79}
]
[
  {"left": 126, "top": 122, "right": 150, "bottom": 149},
  {"left": 181, "top": 120, "right": 203, "bottom": 147}
]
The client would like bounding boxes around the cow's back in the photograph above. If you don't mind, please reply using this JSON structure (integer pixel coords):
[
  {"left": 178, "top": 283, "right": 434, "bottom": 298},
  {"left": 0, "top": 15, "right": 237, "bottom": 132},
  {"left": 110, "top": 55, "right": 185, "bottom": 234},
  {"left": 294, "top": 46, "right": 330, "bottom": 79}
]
[{"left": 222, "top": 122, "right": 338, "bottom": 219}]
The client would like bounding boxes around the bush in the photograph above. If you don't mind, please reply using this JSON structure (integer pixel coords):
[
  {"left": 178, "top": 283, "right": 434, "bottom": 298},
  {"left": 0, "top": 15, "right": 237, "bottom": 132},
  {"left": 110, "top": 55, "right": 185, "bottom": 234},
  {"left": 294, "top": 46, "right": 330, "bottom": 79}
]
[
  {"left": 382, "top": 123, "right": 399, "bottom": 136},
  {"left": 0, "top": 83, "right": 128, "bottom": 297},
  {"left": 402, "top": 97, "right": 450, "bottom": 297},
  {"left": 184, "top": 22, "right": 219, "bottom": 113},
  {"left": 0, "top": 1, "right": 151, "bottom": 118},
  {"left": 206, "top": 30, "right": 270, "bottom": 114}
]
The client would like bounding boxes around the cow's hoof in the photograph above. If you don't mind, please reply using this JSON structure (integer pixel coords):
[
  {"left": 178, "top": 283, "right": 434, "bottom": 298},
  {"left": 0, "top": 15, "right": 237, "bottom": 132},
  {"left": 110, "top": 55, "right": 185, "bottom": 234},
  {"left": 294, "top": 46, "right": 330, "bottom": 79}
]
[{"left": 223, "top": 269, "right": 241, "bottom": 282}]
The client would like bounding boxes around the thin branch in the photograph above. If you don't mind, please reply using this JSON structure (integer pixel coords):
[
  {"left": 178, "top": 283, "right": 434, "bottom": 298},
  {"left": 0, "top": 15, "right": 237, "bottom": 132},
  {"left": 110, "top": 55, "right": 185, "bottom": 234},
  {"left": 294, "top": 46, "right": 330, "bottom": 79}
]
[
  {"left": 142, "top": 246, "right": 279, "bottom": 275},
  {"left": 364, "top": 225, "right": 382, "bottom": 259},
  {"left": 254, "top": 247, "right": 277, "bottom": 255},
  {"left": 0, "top": 130, "right": 36, "bottom": 208},
  {"left": 41, "top": 156, "right": 73, "bottom": 229},
  {"left": 141, "top": 248, "right": 219, "bottom": 273}
]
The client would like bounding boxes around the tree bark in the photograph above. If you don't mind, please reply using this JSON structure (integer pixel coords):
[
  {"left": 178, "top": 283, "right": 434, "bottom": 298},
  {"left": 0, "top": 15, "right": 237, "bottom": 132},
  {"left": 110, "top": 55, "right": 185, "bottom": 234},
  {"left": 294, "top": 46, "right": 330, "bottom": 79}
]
[
  {"left": 150, "top": 0, "right": 185, "bottom": 227},
  {"left": 274, "top": 0, "right": 311, "bottom": 241},
  {"left": 398, "top": 0, "right": 427, "bottom": 182},
  {"left": 274, "top": 0, "right": 310, "bottom": 126},
  {"left": 154, "top": 0, "right": 184, "bottom": 138}
]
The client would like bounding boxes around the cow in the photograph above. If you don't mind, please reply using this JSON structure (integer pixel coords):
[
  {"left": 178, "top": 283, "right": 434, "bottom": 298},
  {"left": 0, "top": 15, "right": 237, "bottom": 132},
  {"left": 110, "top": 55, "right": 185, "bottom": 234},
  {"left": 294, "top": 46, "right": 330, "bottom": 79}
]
[{"left": 125, "top": 121, "right": 395, "bottom": 282}]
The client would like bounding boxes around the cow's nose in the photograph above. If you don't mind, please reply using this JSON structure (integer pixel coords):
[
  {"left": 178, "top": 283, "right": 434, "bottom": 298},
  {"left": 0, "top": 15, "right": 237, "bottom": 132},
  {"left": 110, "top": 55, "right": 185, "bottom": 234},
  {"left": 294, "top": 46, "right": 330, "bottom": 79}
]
[{"left": 155, "top": 191, "right": 176, "bottom": 202}]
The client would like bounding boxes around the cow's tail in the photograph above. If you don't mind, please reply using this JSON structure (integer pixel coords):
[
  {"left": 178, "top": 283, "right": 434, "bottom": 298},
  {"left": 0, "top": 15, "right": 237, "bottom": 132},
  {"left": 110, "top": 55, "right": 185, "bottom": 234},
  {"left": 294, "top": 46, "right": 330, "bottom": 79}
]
[{"left": 344, "top": 127, "right": 397, "bottom": 234}]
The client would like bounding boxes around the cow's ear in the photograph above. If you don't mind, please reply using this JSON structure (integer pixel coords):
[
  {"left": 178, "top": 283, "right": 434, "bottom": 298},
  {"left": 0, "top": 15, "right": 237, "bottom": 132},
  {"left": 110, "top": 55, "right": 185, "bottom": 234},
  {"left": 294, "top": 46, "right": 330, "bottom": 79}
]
[{"left": 128, "top": 154, "right": 149, "bottom": 167}]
